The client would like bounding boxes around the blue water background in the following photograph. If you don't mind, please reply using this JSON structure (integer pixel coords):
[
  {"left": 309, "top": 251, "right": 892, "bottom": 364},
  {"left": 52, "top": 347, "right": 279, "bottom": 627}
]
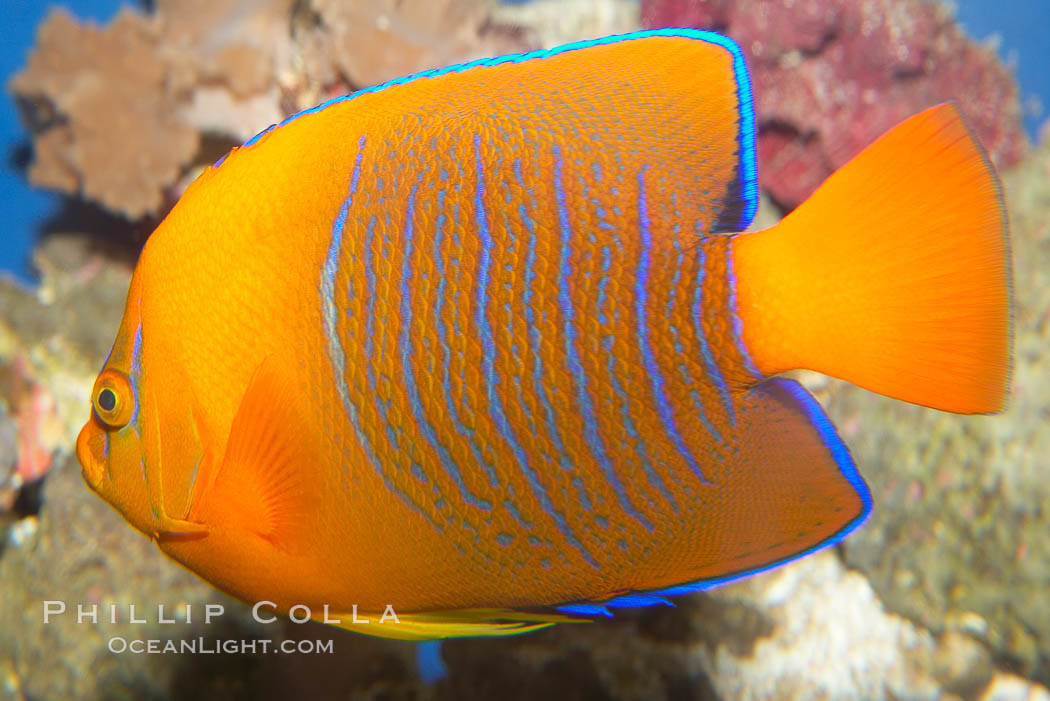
[
  {"left": 0, "top": 0, "right": 1047, "bottom": 281},
  {"left": 1, "top": 0, "right": 127, "bottom": 283}
]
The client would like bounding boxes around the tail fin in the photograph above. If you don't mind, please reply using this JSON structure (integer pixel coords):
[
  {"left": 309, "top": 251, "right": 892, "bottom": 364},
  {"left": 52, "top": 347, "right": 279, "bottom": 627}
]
[{"left": 732, "top": 103, "right": 1011, "bottom": 414}]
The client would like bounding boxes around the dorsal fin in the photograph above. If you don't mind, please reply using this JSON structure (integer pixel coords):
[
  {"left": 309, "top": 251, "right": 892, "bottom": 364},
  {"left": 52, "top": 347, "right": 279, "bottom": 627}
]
[{"left": 210, "top": 30, "right": 758, "bottom": 233}]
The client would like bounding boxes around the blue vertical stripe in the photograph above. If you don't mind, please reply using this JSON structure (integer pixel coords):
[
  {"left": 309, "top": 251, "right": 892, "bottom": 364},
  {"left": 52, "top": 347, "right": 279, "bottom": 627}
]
[
  {"left": 725, "top": 248, "right": 761, "bottom": 378},
  {"left": 692, "top": 239, "right": 735, "bottom": 426},
  {"left": 128, "top": 322, "right": 144, "bottom": 431},
  {"left": 363, "top": 194, "right": 441, "bottom": 508},
  {"left": 434, "top": 195, "right": 501, "bottom": 490},
  {"left": 127, "top": 321, "right": 144, "bottom": 485},
  {"left": 603, "top": 335, "right": 678, "bottom": 511},
  {"left": 363, "top": 212, "right": 381, "bottom": 396},
  {"left": 400, "top": 178, "right": 492, "bottom": 511},
  {"left": 320, "top": 137, "right": 441, "bottom": 530},
  {"left": 666, "top": 199, "right": 724, "bottom": 447},
  {"left": 475, "top": 135, "right": 596, "bottom": 565},
  {"left": 514, "top": 159, "right": 588, "bottom": 512},
  {"left": 635, "top": 167, "right": 710, "bottom": 485},
  {"left": 555, "top": 145, "right": 652, "bottom": 531},
  {"left": 588, "top": 168, "right": 673, "bottom": 510}
]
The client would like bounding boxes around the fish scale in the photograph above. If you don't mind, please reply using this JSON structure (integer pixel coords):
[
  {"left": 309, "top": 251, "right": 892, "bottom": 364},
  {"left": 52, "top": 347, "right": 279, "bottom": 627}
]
[{"left": 320, "top": 114, "right": 752, "bottom": 575}]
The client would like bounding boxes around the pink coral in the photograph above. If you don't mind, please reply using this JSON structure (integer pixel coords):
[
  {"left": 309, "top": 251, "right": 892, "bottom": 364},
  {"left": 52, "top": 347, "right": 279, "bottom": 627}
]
[
  {"left": 642, "top": 0, "right": 1028, "bottom": 207},
  {"left": 14, "top": 382, "right": 56, "bottom": 486},
  {"left": 1, "top": 355, "right": 59, "bottom": 489}
]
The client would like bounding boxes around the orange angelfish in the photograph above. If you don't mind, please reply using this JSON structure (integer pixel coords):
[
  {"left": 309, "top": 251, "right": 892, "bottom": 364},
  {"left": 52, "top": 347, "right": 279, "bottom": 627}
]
[{"left": 75, "top": 29, "right": 1011, "bottom": 640}]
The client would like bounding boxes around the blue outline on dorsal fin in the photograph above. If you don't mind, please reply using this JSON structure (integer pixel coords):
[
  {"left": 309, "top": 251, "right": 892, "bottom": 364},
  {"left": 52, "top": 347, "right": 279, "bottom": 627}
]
[
  {"left": 210, "top": 27, "right": 759, "bottom": 226},
  {"left": 549, "top": 377, "right": 871, "bottom": 611}
]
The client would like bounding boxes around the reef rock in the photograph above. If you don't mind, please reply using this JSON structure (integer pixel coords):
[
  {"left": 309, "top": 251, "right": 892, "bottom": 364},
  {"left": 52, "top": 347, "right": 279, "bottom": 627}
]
[{"left": 807, "top": 130, "right": 1050, "bottom": 681}]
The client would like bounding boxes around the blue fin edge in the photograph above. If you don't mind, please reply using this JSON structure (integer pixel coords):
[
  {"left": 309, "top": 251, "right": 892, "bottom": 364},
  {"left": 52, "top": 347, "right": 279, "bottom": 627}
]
[{"left": 215, "top": 27, "right": 759, "bottom": 224}]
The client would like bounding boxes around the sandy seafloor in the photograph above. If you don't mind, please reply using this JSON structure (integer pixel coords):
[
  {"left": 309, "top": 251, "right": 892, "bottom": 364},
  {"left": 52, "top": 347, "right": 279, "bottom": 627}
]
[{"left": 1, "top": 0, "right": 1049, "bottom": 699}]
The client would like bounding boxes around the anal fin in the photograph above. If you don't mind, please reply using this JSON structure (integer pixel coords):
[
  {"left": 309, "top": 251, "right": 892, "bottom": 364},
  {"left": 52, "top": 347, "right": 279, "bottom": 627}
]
[
  {"left": 562, "top": 378, "right": 871, "bottom": 606},
  {"left": 692, "top": 376, "right": 872, "bottom": 583}
]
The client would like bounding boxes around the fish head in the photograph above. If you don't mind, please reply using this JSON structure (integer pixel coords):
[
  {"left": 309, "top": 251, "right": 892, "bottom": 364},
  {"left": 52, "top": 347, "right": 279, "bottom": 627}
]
[{"left": 76, "top": 262, "right": 208, "bottom": 539}]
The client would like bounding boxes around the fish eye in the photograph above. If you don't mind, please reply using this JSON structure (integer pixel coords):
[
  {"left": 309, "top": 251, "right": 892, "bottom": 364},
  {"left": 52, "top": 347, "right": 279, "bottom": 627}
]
[
  {"left": 92, "top": 370, "right": 134, "bottom": 429},
  {"left": 98, "top": 388, "right": 116, "bottom": 411}
]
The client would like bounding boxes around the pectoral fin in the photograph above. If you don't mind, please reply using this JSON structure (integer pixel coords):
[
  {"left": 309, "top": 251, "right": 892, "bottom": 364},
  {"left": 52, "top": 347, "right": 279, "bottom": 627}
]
[{"left": 193, "top": 354, "right": 309, "bottom": 551}]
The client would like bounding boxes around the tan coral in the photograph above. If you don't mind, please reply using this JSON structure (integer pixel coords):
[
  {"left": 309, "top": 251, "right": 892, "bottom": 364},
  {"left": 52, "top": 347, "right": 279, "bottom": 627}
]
[
  {"left": 9, "top": 1, "right": 297, "bottom": 220},
  {"left": 10, "top": 8, "right": 199, "bottom": 219},
  {"left": 206, "top": 43, "right": 275, "bottom": 98},
  {"left": 10, "top": 0, "right": 532, "bottom": 222},
  {"left": 305, "top": 0, "right": 532, "bottom": 89},
  {"left": 24, "top": 128, "right": 77, "bottom": 194}
]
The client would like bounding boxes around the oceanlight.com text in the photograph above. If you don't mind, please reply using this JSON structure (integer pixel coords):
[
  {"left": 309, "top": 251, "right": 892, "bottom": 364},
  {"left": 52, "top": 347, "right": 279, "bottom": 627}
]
[{"left": 107, "top": 637, "right": 335, "bottom": 655}]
